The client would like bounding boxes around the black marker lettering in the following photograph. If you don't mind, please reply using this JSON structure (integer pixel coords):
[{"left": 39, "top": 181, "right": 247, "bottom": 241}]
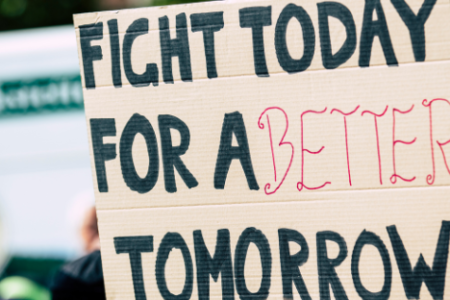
[
  {"left": 191, "top": 12, "right": 225, "bottom": 79},
  {"left": 158, "top": 115, "right": 198, "bottom": 193},
  {"left": 123, "top": 18, "right": 159, "bottom": 87},
  {"left": 114, "top": 236, "right": 154, "bottom": 300},
  {"left": 79, "top": 22, "right": 103, "bottom": 89},
  {"left": 235, "top": 228, "right": 272, "bottom": 300},
  {"left": 239, "top": 6, "right": 272, "bottom": 77},
  {"left": 275, "top": 4, "right": 315, "bottom": 73},
  {"left": 391, "top": 0, "right": 436, "bottom": 62},
  {"left": 156, "top": 232, "right": 194, "bottom": 300},
  {"left": 107, "top": 19, "right": 122, "bottom": 88},
  {"left": 387, "top": 221, "right": 450, "bottom": 300},
  {"left": 194, "top": 229, "right": 234, "bottom": 300},
  {"left": 279, "top": 229, "right": 311, "bottom": 300},
  {"left": 214, "top": 112, "right": 259, "bottom": 190},
  {"left": 351, "top": 230, "right": 392, "bottom": 300},
  {"left": 316, "top": 231, "right": 348, "bottom": 300},
  {"left": 359, "top": 0, "right": 398, "bottom": 67},
  {"left": 90, "top": 118, "right": 116, "bottom": 193},
  {"left": 317, "top": 2, "right": 356, "bottom": 69},
  {"left": 120, "top": 113, "right": 159, "bottom": 193},
  {"left": 159, "top": 13, "right": 192, "bottom": 83}
]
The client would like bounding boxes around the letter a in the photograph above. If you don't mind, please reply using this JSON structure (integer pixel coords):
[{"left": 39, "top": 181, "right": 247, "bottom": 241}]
[{"left": 214, "top": 112, "right": 259, "bottom": 190}]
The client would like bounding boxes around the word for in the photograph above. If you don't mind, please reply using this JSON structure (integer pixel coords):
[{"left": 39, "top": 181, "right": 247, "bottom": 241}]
[
  {"left": 91, "top": 112, "right": 257, "bottom": 194},
  {"left": 114, "top": 220, "right": 450, "bottom": 300},
  {"left": 80, "top": 0, "right": 436, "bottom": 88}
]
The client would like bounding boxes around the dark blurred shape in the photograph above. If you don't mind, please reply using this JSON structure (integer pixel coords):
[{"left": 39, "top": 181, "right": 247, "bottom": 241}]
[
  {"left": 0, "top": 0, "right": 97, "bottom": 31},
  {"left": 1, "top": 0, "right": 27, "bottom": 18},
  {"left": 98, "top": 0, "right": 210, "bottom": 10},
  {"left": 51, "top": 206, "right": 105, "bottom": 299},
  {"left": 51, "top": 250, "right": 105, "bottom": 300},
  {"left": 151, "top": 0, "right": 209, "bottom": 6},
  {"left": 98, "top": 0, "right": 129, "bottom": 10},
  {"left": 0, "top": 0, "right": 212, "bottom": 31},
  {"left": 0, "top": 256, "right": 65, "bottom": 288}
]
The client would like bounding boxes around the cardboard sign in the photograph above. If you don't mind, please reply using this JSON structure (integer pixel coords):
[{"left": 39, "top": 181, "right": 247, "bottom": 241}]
[{"left": 74, "top": 0, "right": 450, "bottom": 299}]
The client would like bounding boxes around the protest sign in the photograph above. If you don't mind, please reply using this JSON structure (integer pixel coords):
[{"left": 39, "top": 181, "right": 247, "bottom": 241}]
[{"left": 74, "top": 0, "right": 450, "bottom": 299}]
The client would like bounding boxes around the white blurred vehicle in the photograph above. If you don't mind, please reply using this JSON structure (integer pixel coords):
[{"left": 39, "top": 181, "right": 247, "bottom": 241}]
[{"left": 0, "top": 25, "right": 94, "bottom": 260}]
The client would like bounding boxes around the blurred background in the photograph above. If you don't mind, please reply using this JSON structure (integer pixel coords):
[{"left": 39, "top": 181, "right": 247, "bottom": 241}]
[{"left": 0, "top": 0, "right": 204, "bottom": 298}]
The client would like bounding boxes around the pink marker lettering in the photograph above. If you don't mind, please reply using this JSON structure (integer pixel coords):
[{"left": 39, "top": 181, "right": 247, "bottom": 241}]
[
  {"left": 297, "top": 108, "right": 330, "bottom": 191},
  {"left": 331, "top": 106, "right": 360, "bottom": 186},
  {"left": 422, "top": 98, "right": 450, "bottom": 184},
  {"left": 390, "top": 105, "right": 416, "bottom": 184},
  {"left": 258, "top": 107, "right": 294, "bottom": 195},
  {"left": 361, "top": 106, "right": 388, "bottom": 185}
]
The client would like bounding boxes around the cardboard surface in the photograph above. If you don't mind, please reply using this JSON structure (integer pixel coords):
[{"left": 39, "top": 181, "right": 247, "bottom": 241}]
[{"left": 74, "top": 0, "right": 450, "bottom": 299}]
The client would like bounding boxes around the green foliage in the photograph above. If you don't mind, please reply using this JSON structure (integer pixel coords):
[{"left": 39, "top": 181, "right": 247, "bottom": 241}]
[
  {"left": 0, "top": 0, "right": 209, "bottom": 31},
  {"left": 151, "top": 0, "right": 209, "bottom": 7},
  {"left": 0, "top": 0, "right": 97, "bottom": 31}
]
